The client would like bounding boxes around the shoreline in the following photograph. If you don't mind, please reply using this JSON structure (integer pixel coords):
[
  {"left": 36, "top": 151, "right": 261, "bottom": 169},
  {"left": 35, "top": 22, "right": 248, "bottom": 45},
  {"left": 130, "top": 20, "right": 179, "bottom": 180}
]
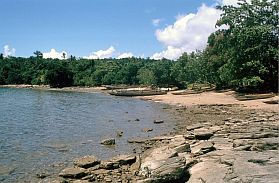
[{"left": 2, "top": 85, "right": 278, "bottom": 182}]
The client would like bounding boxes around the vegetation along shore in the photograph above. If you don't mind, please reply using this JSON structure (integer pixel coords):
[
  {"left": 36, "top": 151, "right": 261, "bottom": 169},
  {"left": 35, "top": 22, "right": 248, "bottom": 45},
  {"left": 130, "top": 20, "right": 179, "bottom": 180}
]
[{"left": 0, "top": 0, "right": 278, "bottom": 183}]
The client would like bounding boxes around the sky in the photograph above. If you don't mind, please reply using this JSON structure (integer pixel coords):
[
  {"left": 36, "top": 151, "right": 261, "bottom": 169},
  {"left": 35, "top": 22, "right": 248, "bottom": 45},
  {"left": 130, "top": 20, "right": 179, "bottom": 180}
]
[{"left": 0, "top": 0, "right": 240, "bottom": 60}]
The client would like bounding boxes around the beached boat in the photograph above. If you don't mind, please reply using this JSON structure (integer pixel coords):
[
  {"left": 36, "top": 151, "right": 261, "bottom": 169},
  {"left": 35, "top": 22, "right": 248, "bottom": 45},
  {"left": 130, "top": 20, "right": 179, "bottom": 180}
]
[
  {"left": 172, "top": 90, "right": 203, "bottom": 95},
  {"left": 108, "top": 89, "right": 167, "bottom": 96},
  {"left": 235, "top": 93, "right": 276, "bottom": 101}
]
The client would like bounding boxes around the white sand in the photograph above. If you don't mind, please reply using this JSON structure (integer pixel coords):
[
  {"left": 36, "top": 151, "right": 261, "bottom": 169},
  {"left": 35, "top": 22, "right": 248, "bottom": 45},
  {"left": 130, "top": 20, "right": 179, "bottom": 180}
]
[{"left": 137, "top": 90, "right": 279, "bottom": 112}]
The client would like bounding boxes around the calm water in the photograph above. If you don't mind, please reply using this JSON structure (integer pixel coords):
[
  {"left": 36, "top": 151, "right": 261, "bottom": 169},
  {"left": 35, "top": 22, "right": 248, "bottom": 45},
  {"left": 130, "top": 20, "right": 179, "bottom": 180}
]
[{"left": 0, "top": 88, "right": 175, "bottom": 182}]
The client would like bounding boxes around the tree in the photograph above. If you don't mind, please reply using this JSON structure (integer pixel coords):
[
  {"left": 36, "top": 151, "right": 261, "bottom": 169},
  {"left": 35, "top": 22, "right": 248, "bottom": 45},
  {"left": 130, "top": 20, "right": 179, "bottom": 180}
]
[
  {"left": 33, "top": 51, "right": 43, "bottom": 59},
  {"left": 213, "top": 0, "right": 278, "bottom": 92}
]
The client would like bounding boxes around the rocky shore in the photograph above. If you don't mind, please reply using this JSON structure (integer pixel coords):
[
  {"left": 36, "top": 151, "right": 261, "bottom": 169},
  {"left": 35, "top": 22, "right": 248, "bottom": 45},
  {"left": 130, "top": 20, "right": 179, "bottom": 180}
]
[{"left": 38, "top": 102, "right": 278, "bottom": 183}]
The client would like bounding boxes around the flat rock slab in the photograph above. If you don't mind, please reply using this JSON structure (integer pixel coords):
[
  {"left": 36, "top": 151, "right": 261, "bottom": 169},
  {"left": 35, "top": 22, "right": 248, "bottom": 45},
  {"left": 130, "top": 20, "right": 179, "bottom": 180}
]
[
  {"left": 59, "top": 167, "right": 87, "bottom": 179},
  {"left": 193, "top": 128, "right": 213, "bottom": 140},
  {"left": 191, "top": 141, "right": 215, "bottom": 155},
  {"left": 187, "top": 161, "right": 229, "bottom": 183},
  {"left": 74, "top": 156, "right": 100, "bottom": 168},
  {"left": 186, "top": 123, "right": 204, "bottom": 131},
  {"left": 110, "top": 154, "right": 136, "bottom": 166}
]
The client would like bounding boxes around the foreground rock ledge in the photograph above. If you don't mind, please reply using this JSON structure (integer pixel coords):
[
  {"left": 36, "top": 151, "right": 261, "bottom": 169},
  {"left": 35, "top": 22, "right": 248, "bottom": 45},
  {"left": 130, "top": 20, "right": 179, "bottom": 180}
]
[{"left": 43, "top": 105, "right": 278, "bottom": 183}]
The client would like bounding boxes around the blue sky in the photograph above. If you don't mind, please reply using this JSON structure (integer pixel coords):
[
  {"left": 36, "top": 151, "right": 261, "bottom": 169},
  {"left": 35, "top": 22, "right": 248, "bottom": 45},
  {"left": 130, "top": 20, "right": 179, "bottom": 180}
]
[{"left": 0, "top": 0, "right": 232, "bottom": 59}]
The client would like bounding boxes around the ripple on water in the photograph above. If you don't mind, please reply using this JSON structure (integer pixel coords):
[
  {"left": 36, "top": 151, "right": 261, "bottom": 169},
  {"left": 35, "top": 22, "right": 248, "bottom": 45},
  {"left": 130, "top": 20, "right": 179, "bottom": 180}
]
[{"left": 0, "top": 88, "right": 175, "bottom": 182}]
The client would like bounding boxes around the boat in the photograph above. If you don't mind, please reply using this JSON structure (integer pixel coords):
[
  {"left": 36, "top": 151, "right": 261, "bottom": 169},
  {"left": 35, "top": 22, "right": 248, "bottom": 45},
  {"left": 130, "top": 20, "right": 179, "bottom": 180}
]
[
  {"left": 172, "top": 90, "right": 203, "bottom": 95},
  {"left": 108, "top": 89, "right": 167, "bottom": 96},
  {"left": 235, "top": 93, "right": 276, "bottom": 101}
]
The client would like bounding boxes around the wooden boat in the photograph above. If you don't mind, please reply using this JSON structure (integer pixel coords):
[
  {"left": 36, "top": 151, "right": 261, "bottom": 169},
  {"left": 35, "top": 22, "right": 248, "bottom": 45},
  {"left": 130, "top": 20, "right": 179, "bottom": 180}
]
[
  {"left": 108, "top": 89, "right": 167, "bottom": 96},
  {"left": 235, "top": 93, "right": 276, "bottom": 101},
  {"left": 263, "top": 99, "right": 279, "bottom": 104},
  {"left": 172, "top": 90, "right": 203, "bottom": 95}
]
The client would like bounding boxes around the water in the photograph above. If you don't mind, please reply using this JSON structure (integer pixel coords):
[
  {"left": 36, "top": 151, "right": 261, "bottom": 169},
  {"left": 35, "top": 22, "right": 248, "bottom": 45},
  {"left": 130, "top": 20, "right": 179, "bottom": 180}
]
[{"left": 0, "top": 88, "right": 175, "bottom": 182}]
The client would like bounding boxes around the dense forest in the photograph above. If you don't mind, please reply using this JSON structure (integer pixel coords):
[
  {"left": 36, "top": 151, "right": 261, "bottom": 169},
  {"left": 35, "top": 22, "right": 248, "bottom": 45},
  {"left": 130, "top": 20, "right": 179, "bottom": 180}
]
[{"left": 0, "top": 0, "right": 277, "bottom": 92}]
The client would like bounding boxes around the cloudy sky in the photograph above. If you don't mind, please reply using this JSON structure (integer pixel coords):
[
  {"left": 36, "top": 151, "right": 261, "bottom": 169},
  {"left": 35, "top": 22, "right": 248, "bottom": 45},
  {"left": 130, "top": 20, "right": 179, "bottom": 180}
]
[{"left": 0, "top": 0, "right": 239, "bottom": 60}]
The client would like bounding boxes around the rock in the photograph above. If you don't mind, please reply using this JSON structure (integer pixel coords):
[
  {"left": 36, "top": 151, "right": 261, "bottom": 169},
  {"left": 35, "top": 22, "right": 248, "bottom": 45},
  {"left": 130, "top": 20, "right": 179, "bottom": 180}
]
[
  {"left": 173, "top": 143, "right": 191, "bottom": 153},
  {"left": 153, "top": 120, "right": 164, "bottom": 124},
  {"left": 149, "top": 136, "right": 174, "bottom": 141},
  {"left": 211, "top": 137, "right": 233, "bottom": 150},
  {"left": 74, "top": 155, "right": 100, "bottom": 168},
  {"left": 59, "top": 167, "right": 87, "bottom": 179},
  {"left": 38, "top": 177, "right": 67, "bottom": 183},
  {"left": 99, "top": 161, "right": 119, "bottom": 170},
  {"left": 187, "top": 161, "right": 229, "bottom": 183},
  {"left": 110, "top": 154, "right": 136, "bottom": 166},
  {"left": 135, "top": 118, "right": 140, "bottom": 121},
  {"left": 116, "top": 130, "right": 123, "bottom": 137},
  {"left": 139, "top": 157, "right": 187, "bottom": 183},
  {"left": 36, "top": 172, "right": 48, "bottom": 179},
  {"left": 186, "top": 123, "right": 204, "bottom": 131},
  {"left": 101, "top": 138, "right": 115, "bottom": 145},
  {"left": 139, "top": 145, "right": 188, "bottom": 182},
  {"left": 142, "top": 128, "right": 153, "bottom": 132},
  {"left": 193, "top": 128, "right": 214, "bottom": 140},
  {"left": 127, "top": 138, "right": 147, "bottom": 143},
  {"left": 191, "top": 141, "right": 215, "bottom": 155},
  {"left": 72, "top": 180, "right": 91, "bottom": 183}
]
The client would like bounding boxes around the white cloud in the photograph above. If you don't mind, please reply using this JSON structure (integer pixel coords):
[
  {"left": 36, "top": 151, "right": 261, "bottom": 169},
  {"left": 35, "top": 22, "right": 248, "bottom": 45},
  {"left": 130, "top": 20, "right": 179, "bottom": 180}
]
[
  {"left": 3, "top": 45, "right": 16, "bottom": 57},
  {"left": 43, "top": 48, "right": 68, "bottom": 59},
  {"left": 217, "top": 0, "right": 251, "bottom": 6},
  {"left": 151, "top": 4, "right": 222, "bottom": 60},
  {"left": 117, "top": 52, "right": 133, "bottom": 59},
  {"left": 152, "top": 19, "right": 163, "bottom": 26},
  {"left": 84, "top": 46, "right": 116, "bottom": 59}
]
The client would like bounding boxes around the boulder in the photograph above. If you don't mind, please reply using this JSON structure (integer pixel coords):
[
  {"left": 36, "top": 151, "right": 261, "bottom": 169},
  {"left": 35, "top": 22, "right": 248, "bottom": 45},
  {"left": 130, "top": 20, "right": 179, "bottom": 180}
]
[
  {"left": 139, "top": 157, "right": 187, "bottom": 183},
  {"left": 101, "top": 138, "right": 115, "bottom": 145},
  {"left": 59, "top": 167, "right": 87, "bottom": 179},
  {"left": 74, "top": 156, "right": 100, "bottom": 168},
  {"left": 139, "top": 145, "right": 188, "bottom": 182}
]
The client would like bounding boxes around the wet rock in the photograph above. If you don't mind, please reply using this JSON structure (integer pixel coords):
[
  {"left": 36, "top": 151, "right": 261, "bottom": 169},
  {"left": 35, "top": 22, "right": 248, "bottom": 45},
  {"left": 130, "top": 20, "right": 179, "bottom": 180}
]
[
  {"left": 142, "top": 128, "right": 153, "bottom": 132},
  {"left": 127, "top": 138, "right": 147, "bottom": 143},
  {"left": 39, "top": 177, "right": 67, "bottom": 183},
  {"left": 59, "top": 167, "right": 87, "bottom": 179},
  {"left": 149, "top": 136, "right": 174, "bottom": 141},
  {"left": 99, "top": 161, "right": 119, "bottom": 170},
  {"left": 153, "top": 120, "right": 164, "bottom": 124},
  {"left": 110, "top": 154, "right": 136, "bottom": 166},
  {"left": 116, "top": 130, "right": 123, "bottom": 137},
  {"left": 74, "top": 155, "right": 100, "bottom": 168},
  {"left": 36, "top": 172, "right": 48, "bottom": 179},
  {"left": 191, "top": 141, "right": 215, "bottom": 155},
  {"left": 101, "top": 138, "right": 116, "bottom": 145}
]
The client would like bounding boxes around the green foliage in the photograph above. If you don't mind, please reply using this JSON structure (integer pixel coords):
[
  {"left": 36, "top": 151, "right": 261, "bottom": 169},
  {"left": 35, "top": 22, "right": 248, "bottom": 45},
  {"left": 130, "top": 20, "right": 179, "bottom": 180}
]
[
  {"left": 212, "top": 0, "right": 278, "bottom": 92},
  {"left": 0, "top": 0, "right": 277, "bottom": 92}
]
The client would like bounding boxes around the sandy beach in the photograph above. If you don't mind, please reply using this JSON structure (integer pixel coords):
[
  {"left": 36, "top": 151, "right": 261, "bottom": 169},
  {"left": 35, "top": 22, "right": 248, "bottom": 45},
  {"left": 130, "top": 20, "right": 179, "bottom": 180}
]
[{"left": 137, "top": 90, "right": 279, "bottom": 112}]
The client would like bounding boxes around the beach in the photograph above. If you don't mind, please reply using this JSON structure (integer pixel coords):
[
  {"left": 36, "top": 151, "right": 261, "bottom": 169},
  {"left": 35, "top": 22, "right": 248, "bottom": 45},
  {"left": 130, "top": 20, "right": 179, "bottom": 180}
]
[{"left": 1, "top": 85, "right": 278, "bottom": 182}]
